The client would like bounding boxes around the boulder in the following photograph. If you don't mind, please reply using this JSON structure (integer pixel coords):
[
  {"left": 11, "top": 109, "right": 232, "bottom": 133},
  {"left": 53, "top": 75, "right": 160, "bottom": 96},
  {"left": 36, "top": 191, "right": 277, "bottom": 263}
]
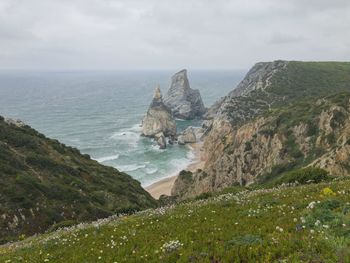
[
  {"left": 178, "top": 126, "right": 204, "bottom": 144},
  {"left": 164, "top": 69, "right": 206, "bottom": 120},
  {"left": 155, "top": 132, "right": 166, "bottom": 149},
  {"left": 142, "top": 85, "right": 176, "bottom": 137}
]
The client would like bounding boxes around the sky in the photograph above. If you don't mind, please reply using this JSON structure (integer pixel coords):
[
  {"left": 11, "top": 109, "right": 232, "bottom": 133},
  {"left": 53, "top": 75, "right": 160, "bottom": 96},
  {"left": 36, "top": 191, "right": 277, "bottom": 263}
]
[{"left": 0, "top": 0, "right": 350, "bottom": 70}]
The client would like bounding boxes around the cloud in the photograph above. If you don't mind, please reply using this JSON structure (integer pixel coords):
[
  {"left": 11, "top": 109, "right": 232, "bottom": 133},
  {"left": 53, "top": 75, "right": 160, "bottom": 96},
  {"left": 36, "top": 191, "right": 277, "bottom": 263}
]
[
  {"left": 268, "top": 33, "right": 307, "bottom": 45},
  {"left": 0, "top": 0, "right": 349, "bottom": 70}
]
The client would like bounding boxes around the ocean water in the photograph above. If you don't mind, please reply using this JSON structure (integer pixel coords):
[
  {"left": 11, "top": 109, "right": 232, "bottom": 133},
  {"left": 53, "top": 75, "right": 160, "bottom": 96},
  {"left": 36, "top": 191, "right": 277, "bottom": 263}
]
[{"left": 0, "top": 70, "right": 244, "bottom": 186}]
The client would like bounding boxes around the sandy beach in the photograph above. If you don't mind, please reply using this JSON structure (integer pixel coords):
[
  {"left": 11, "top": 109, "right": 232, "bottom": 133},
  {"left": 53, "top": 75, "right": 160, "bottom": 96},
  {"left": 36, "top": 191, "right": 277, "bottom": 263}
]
[{"left": 145, "top": 142, "right": 204, "bottom": 199}]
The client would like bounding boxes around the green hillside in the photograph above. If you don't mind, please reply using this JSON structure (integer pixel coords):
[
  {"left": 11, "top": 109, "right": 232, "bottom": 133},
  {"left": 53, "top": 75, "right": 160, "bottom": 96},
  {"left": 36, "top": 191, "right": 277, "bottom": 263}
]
[
  {"left": 270, "top": 61, "right": 350, "bottom": 100},
  {"left": 1, "top": 177, "right": 349, "bottom": 262},
  {"left": 222, "top": 61, "right": 350, "bottom": 125},
  {"left": 0, "top": 117, "right": 156, "bottom": 244}
]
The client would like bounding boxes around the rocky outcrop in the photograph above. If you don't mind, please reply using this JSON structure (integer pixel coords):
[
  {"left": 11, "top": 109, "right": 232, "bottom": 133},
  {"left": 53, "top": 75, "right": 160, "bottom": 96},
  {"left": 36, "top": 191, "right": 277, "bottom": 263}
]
[
  {"left": 205, "top": 60, "right": 288, "bottom": 123},
  {"left": 142, "top": 86, "right": 176, "bottom": 140},
  {"left": 172, "top": 61, "right": 350, "bottom": 199},
  {"left": 155, "top": 132, "right": 166, "bottom": 149},
  {"left": 178, "top": 126, "right": 205, "bottom": 145},
  {"left": 5, "top": 118, "right": 26, "bottom": 127},
  {"left": 164, "top": 69, "right": 206, "bottom": 119}
]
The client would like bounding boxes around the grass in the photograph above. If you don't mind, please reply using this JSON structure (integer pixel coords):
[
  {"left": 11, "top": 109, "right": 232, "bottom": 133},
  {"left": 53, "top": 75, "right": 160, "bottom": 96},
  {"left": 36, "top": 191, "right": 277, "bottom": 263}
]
[
  {"left": 1, "top": 178, "right": 350, "bottom": 262},
  {"left": 0, "top": 118, "right": 156, "bottom": 244}
]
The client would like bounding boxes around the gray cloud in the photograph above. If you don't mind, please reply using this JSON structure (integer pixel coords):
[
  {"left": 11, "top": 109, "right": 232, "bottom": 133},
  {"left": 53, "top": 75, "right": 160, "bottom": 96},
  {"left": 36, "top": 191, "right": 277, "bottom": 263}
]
[
  {"left": 0, "top": 0, "right": 349, "bottom": 70},
  {"left": 268, "top": 33, "right": 307, "bottom": 45}
]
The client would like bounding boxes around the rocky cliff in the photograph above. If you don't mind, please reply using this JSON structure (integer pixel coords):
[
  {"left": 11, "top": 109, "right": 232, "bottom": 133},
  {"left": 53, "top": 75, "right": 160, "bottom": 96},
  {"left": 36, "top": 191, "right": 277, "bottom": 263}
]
[
  {"left": 164, "top": 69, "right": 206, "bottom": 119},
  {"left": 172, "top": 61, "right": 350, "bottom": 199},
  {"left": 142, "top": 86, "right": 176, "bottom": 139}
]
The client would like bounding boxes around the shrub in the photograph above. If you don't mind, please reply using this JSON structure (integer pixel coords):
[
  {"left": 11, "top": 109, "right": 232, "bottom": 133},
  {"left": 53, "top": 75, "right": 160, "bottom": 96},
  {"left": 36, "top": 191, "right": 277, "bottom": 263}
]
[
  {"left": 274, "top": 167, "right": 331, "bottom": 185},
  {"left": 194, "top": 192, "right": 212, "bottom": 201},
  {"left": 179, "top": 170, "right": 193, "bottom": 182},
  {"left": 244, "top": 141, "right": 252, "bottom": 151},
  {"left": 48, "top": 220, "right": 77, "bottom": 232},
  {"left": 226, "top": 234, "right": 262, "bottom": 246},
  {"left": 321, "top": 187, "right": 336, "bottom": 197}
]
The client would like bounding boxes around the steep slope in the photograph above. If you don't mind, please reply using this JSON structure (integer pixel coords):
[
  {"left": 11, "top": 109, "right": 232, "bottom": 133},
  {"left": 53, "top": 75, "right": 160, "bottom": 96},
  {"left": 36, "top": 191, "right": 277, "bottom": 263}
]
[
  {"left": 1, "top": 178, "right": 350, "bottom": 262},
  {"left": 173, "top": 61, "right": 350, "bottom": 198},
  {"left": 0, "top": 117, "right": 156, "bottom": 243}
]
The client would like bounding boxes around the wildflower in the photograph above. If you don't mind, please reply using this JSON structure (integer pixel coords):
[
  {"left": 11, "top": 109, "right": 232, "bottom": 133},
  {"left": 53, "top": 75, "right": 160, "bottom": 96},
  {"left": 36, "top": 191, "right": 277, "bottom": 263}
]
[
  {"left": 310, "top": 229, "right": 315, "bottom": 234},
  {"left": 322, "top": 225, "right": 329, "bottom": 229},
  {"left": 315, "top": 220, "right": 321, "bottom": 226},
  {"left": 161, "top": 240, "right": 183, "bottom": 253},
  {"left": 321, "top": 187, "right": 336, "bottom": 196},
  {"left": 300, "top": 217, "right": 306, "bottom": 224},
  {"left": 307, "top": 201, "right": 317, "bottom": 209},
  {"left": 275, "top": 226, "right": 283, "bottom": 232},
  {"left": 293, "top": 218, "right": 297, "bottom": 222}
]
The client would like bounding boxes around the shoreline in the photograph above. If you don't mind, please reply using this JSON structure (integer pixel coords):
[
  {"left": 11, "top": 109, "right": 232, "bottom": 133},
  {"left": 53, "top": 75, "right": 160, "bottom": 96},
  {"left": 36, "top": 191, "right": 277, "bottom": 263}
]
[{"left": 145, "top": 142, "right": 204, "bottom": 199}]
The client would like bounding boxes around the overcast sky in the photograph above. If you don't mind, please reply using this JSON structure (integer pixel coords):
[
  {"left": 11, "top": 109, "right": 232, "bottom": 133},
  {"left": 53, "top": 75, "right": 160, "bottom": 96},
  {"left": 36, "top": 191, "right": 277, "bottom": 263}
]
[{"left": 0, "top": 0, "right": 350, "bottom": 70}]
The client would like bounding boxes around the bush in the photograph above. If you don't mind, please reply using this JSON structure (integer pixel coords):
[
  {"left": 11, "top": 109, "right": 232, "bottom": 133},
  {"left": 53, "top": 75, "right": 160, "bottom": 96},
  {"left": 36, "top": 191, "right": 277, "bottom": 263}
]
[
  {"left": 179, "top": 170, "right": 193, "bottom": 182},
  {"left": 194, "top": 192, "right": 212, "bottom": 201},
  {"left": 226, "top": 234, "right": 262, "bottom": 246},
  {"left": 48, "top": 220, "right": 78, "bottom": 232},
  {"left": 274, "top": 167, "right": 331, "bottom": 185}
]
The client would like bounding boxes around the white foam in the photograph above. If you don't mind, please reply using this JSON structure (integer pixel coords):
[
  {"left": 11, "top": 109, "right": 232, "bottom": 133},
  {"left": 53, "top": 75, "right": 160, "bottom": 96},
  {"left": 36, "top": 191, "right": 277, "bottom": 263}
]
[
  {"left": 150, "top": 144, "right": 165, "bottom": 152},
  {"left": 170, "top": 157, "right": 191, "bottom": 169},
  {"left": 95, "top": 154, "right": 120, "bottom": 163},
  {"left": 186, "top": 149, "right": 195, "bottom": 159},
  {"left": 110, "top": 130, "right": 140, "bottom": 147},
  {"left": 117, "top": 164, "right": 146, "bottom": 172},
  {"left": 145, "top": 167, "right": 158, "bottom": 175},
  {"left": 127, "top": 123, "right": 142, "bottom": 132}
]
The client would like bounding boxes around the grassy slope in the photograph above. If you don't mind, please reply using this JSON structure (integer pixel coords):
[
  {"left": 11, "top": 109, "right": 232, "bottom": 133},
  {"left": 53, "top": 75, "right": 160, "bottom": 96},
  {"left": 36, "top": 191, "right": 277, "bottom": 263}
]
[
  {"left": 0, "top": 117, "right": 156, "bottom": 243},
  {"left": 223, "top": 61, "right": 350, "bottom": 125},
  {"left": 1, "top": 178, "right": 349, "bottom": 262},
  {"left": 269, "top": 61, "right": 350, "bottom": 100}
]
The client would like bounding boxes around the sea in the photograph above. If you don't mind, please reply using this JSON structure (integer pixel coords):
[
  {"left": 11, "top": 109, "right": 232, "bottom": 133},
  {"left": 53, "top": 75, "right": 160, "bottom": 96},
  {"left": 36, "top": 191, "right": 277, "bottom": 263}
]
[{"left": 0, "top": 70, "right": 244, "bottom": 186}]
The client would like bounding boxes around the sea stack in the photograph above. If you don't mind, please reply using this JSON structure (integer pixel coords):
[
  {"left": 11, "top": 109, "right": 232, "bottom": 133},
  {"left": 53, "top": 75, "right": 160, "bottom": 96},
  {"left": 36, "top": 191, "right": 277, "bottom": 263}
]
[
  {"left": 164, "top": 69, "right": 206, "bottom": 120},
  {"left": 142, "top": 85, "right": 176, "bottom": 148}
]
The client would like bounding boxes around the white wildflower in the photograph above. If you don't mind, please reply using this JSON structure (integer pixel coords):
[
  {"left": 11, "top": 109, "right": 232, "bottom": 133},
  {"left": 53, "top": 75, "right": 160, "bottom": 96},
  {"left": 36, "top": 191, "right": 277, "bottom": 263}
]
[
  {"left": 276, "top": 226, "right": 284, "bottom": 232},
  {"left": 161, "top": 240, "right": 183, "bottom": 253}
]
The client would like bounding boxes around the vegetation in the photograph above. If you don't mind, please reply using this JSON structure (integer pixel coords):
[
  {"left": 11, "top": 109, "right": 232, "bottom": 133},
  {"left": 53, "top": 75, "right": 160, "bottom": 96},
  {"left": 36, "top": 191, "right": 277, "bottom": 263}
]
[
  {"left": 0, "top": 118, "right": 156, "bottom": 244},
  {"left": 1, "top": 61, "right": 350, "bottom": 261},
  {"left": 258, "top": 167, "right": 332, "bottom": 188},
  {"left": 1, "top": 178, "right": 349, "bottom": 262},
  {"left": 269, "top": 61, "right": 350, "bottom": 101}
]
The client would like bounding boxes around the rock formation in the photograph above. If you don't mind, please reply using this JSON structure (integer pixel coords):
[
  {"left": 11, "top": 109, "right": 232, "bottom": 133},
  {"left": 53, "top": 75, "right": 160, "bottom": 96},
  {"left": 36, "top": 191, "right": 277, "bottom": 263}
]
[
  {"left": 155, "top": 132, "right": 166, "bottom": 149},
  {"left": 172, "top": 61, "right": 350, "bottom": 199},
  {"left": 177, "top": 126, "right": 204, "bottom": 145},
  {"left": 164, "top": 69, "right": 206, "bottom": 119},
  {"left": 142, "top": 85, "right": 176, "bottom": 148}
]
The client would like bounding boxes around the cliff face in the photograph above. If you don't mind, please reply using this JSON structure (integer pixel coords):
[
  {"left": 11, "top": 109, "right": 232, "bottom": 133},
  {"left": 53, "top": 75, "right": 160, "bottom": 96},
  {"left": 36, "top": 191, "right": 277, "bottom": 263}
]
[
  {"left": 142, "top": 86, "right": 176, "bottom": 138},
  {"left": 0, "top": 117, "right": 156, "bottom": 243},
  {"left": 172, "top": 61, "right": 350, "bottom": 199},
  {"left": 164, "top": 69, "right": 206, "bottom": 119}
]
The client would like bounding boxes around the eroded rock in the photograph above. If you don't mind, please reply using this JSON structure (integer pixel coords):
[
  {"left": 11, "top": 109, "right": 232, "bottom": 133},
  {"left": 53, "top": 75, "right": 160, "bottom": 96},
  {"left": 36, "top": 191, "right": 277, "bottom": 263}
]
[
  {"left": 142, "top": 85, "right": 176, "bottom": 138},
  {"left": 164, "top": 69, "right": 206, "bottom": 120}
]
